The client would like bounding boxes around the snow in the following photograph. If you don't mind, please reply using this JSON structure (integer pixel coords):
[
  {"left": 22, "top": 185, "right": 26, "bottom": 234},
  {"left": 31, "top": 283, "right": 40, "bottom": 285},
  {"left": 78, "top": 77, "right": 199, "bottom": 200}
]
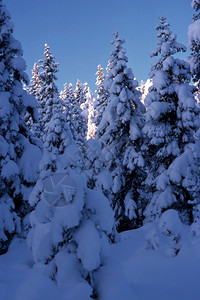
[
  {"left": 96, "top": 168, "right": 113, "bottom": 191},
  {"left": 10, "top": 39, "right": 23, "bottom": 54},
  {"left": 0, "top": 136, "right": 8, "bottom": 157},
  {"left": 75, "top": 220, "right": 101, "bottom": 271},
  {"left": 1, "top": 160, "right": 19, "bottom": 178},
  {"left": 19, "top": 142, "right": 42, "bottom": 183},
  {"left": 2, "top": 223, "right": 200, "bottom": 300},
  {"left": 0, "top": 92, "right": 11, "bottom": 118},
  {"left": 188, "top": 20, "right": 200, "bottom": 47},
  {"left": 168, "top": 147, "right": 194, "bottom": 184},
  {"left": 124, "top": 191, "right": 137, "bottom": 219},
  {"left": 158, "top": 209, "right": 182, "bottom": 236},
  {"left": 51, "top": 204, "right": 81, "bottom": 242},
  {"left": 86, "top": 188, "right": 114, "bottom": 234},
  {"left": 0, "top": 4, "right": 200, "bottom": 300},
  {"left": 23, "top": 93, "right": 37, "bottom": 109},
  {"left": 0, "top": 195, "right": 17, "bottom": 240},
  {"left": 153, "top": 70, "right": 168, "bottom": 90},
  {"left": 191, "top": 0, "right": 200, "bottom": 10},
  {"left": 12, "top": 56, "right": 27, "bottom": 71}
]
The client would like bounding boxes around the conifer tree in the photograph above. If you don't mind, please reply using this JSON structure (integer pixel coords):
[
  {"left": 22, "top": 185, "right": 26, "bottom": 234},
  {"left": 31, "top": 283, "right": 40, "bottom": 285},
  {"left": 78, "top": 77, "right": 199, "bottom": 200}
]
[
  {"left": 188, "top": 0, "right": 200, "bottom": 95},
  {"left": 96, "top": 32, "right": 145, "bottom": 230},
  {"left": 29, "top": 62, "right": 41, "bottom": 99},
  {"left": 74, "top": 79, "right": 85, "bottom": 105},
  {"left": 81, "top": 82, "right": 92, "bottom": 122},
  {"left": 40, "top": 96, "right": 74, "bottom": 179},
  {"left": 26, "top": 63, "right": 41, "bottom": 137},
  {"left": 28, "top": 96, "right": 115, "bottom": 297},
  {"left": 142, "top": 17, "right": 200, "bottom": 224},
  {"left": 72, "top": 79, "right": 87, "bottom": 146},
  {"left": 87, "top": 101, "right": 96, "bottom": 140},
  {"left": 60, "top": 83, "right": 74, "bottom": 118},
  {"left": 36, "top": 44, "right": 59, "bottom": 138},
  {"left": 59, "top": 82, "right": 68, "bottom": 102},
  {"left": 80, "top": 82, "right": 96, "bottom": 140},
  {"left": 28, "top": 168, "right": 115, "bottom": 298},
  {"left": 66, "top": 83, "right": 78, "bottom": 140},
  {"left": 60, "top": 83, "right": 75, "bottom": 137},
  {"left": 94, "top": 65, "right": 109, "bottom": 130},
  {"left": 0, "top": 0, "right": 42, "bottom": 253}
]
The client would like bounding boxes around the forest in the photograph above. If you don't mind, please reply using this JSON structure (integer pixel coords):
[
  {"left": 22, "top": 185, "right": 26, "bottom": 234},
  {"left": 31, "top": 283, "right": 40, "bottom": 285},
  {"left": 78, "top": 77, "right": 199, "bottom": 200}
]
[{"left": 1, "top": 0, "right": 200, "bottom": 299}]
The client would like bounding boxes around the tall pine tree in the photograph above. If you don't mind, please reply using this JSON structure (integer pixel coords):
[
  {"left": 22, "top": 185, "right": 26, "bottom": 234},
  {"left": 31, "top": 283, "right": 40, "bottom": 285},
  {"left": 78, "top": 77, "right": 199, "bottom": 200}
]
[
  {"left": 0, "top": 0, "right": 42, "bottom": 253},
  {"left": 142, "top": 17, "right": 200, "bottom": 224},
  {"left": 28, "top": 93, "right": 115, "bottom": 298},
  {"left": 72, "top": 80, "right": 87, "bottom": 147},
  {"left": 188, "top": 0, "right": 200, "bottom": 97},
  {"left": 26, "top": 62, "right": 41, "bottom": 137},
  {"left": 94, "top": 65, "right": 109, "bottom": 131},
  {"left": 96, "top": 32, "right": 145, "bottom": 230},
  {"left": 32, "top": 44, "right": 59, "bottom": 139}
]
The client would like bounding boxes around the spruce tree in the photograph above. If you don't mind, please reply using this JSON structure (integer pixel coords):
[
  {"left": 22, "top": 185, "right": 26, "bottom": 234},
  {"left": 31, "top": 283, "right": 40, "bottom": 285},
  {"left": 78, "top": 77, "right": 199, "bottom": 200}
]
[
  {"left": 142, "top": 17, "right": 200, "bottom": 224},
  {"left": 28, "top": 169, "right": 115, "bottom": 298},
  {"left": 188, "top": 0, "right": 200, "bottom": 95},
  {"left": 80, "top": 82, "right": 92, "bottom": 125},
  {"left": 59, "top": 83, "right": 75, "bottom": 138},
  {"left": 28, "top": 97, "right": 115, "bottom": 297},
  {"left": 40, "top": 96, "right": 75, "bottom": 179},
  {"left": 80, "top": 82, "right": 96, "bottom": 140},
  {"left": 59, "top": 82, "right": 68, "bottom": 102},
  {"left": 96, "top": 32, "right": 145, "bottom": 230},
  {"left": 87, "top": 100, "right": 96, "bottom": 140},
  {"left": 29, "top": 62, "right": 41, "bottom": 99},
  {"left": 94, "top": 65, "right": 109, "bottom": 131},
  {"left": 74, "top": 79, "right": 85, "bottom": 105},
  {"left": 72, "top": 80, "right": 87, "bottom": 147},
  {"left": 0, "top": 0, "right": 42, "bottom": 253},
  {"left": 26, "top": 62, "right": 41, "bottom": 137},
  {"left": 36, "top": 44, "right": 59, "bottom": 138}
]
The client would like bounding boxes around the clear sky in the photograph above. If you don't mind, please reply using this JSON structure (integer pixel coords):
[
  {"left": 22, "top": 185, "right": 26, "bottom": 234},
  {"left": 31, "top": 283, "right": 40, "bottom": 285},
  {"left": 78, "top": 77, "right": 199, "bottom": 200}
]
[{"left": 6, "top": 0, "right": 193, "bottom": 93}]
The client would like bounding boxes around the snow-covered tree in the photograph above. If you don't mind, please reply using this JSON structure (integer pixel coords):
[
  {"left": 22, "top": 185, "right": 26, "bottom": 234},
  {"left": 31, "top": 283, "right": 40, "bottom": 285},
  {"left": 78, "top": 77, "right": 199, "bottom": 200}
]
[
  {"left": 142, "top": 17, "right": 200, "bottom": 225},
  {"left": 84, "top": 138, "right": 112, "bottom": 195},
  {"left": 81, "top": 82, "right": 93, "bottom": 123},
  {"left": 138, "top": 79, "right": 152, "bottom": 104},
  {"left": 28, "top": 168, "right": 115, "bottom": 298},
  {"left": 29, "top": 62, "right": 41, "bottom": 99},
  {"left": 59, "top": 82, "right": 68, "bottom": 101},
  {"left": 27, "top": 91, "right": 82, "bottom": 215},
  {"left": 80, "top": 83, "right": 96, "bottom": 140},
  {"left": 27, "top": 81, "right": 115, "bottom": 296},
  {"left": 0, "top": 0, "right": 42, "bottom": 253},
  {"left": 60, "top": 83, "right": 74, "bottom": 133},
  {"left": 72, "top": 80, "right": 87, "bottom": 146},
  {"left": 74, "top": 79, "right": 85, "bottom": 105},
  {"left": 93, "top": 65, "right": 109, "bottom": 130},
  {"left": 59, "top": 83, "right": 75, "bottom": 137},
  {"left": 87, "top": 103, "right": 96, "bottom": 140},
  {"left": 28, "top": 100, "right": 115, "bottom": 297},
  {"left": 34, "top": 44, "right": 59, "bottom": 138},
  {"left": 96, "top": 32, "right": 145, "bottom": 230},
  {"left": 188, "top": 0, "right": 200, "bottom": 97},
  {"left": 40, "top": 96, "right": 75, "bottom": 179},
  {"left": 25, "top": 62, "right": 41, "bottom": 137}
]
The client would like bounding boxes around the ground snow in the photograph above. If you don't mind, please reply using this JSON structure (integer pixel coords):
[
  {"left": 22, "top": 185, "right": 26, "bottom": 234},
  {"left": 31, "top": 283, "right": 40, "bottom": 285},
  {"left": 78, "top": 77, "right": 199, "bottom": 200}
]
[{"left": 1, "top": 223, "right": 200, "bottom": 300}]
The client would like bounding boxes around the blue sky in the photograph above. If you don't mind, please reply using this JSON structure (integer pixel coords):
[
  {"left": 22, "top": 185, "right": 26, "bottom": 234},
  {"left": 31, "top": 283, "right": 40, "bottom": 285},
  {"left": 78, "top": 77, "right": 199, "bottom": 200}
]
[{"left": 7, "top": 0, "right": 193, "bottom": 93}]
